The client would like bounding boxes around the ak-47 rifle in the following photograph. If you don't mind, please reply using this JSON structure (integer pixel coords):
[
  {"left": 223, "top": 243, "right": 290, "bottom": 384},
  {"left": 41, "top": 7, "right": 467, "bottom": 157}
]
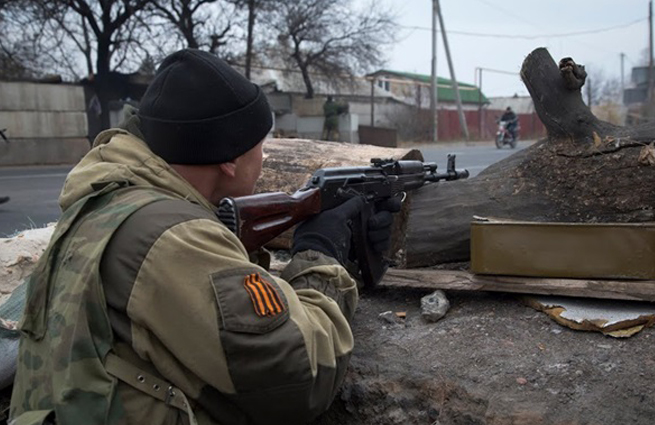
[{"left": 218, "top": 155, "right": 469, "bottom": 286}]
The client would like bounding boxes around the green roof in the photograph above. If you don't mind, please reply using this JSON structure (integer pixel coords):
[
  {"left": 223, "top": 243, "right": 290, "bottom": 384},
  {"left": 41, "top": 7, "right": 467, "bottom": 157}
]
[{"left": 370, "top": 69, "right": 489, "bottom": 104}]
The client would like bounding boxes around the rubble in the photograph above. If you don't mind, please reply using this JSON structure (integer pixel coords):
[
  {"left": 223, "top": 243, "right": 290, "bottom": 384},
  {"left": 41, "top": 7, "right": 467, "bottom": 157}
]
[{"left": 420, "top": 289, "right": 450, "bottom": 322}]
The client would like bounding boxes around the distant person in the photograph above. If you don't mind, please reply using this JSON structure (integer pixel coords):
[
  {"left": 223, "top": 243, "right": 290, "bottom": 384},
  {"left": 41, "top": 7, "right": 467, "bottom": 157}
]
[
  {"left": 322, "top": 95, "right": 349, "bottom": 141},
  {"left": 500, "top": 107, "right": 518, "bottom": 140},
  {"left": 1, "top": 129, "right": 9, "bottom": 204}
]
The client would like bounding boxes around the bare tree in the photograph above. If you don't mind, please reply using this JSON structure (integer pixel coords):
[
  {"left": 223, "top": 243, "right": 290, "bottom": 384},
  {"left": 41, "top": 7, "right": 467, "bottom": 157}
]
[
  {"left": 5, "top": 0, "right": 153, "bottom": 129},
  {"left": 265, "top": 0, "right": 397, "bottom": 98},
  {"left": 149, "top": 0, "right": 237, "bottom": 54},
  {"left": 0, "top": 0, "right": 45, "bottom": 79},
  {"left": 226, "top": 0, "right": 273, "bottom": 79},
  {"left": 586, "top": 67, "right": 622, "bottom": 106}
]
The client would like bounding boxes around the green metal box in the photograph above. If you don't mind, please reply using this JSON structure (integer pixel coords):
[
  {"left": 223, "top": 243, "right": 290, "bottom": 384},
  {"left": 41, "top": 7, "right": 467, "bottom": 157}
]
[{"left": 470, "top": 217, "right": 655, "bottom": 280}]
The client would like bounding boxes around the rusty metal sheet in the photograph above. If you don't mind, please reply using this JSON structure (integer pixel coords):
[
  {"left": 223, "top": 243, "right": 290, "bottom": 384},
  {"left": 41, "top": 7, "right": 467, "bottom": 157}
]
[
  {"left": 470, "top": 217, "right": 655, "bottom": 279},
  {"left": 523, "top": 295, "right": 655, "bottom": 337}
]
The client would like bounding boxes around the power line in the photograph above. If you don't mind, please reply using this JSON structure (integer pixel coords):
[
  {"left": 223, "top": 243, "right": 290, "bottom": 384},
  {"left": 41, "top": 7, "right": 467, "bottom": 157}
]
[
  {"left": 477, "top": 67, "right": 517, "bottom": 76},
  {"left": 473, "top": 0, "right": 549, "bottom": 33},
  {"left": 399, "top": 17, "right": 646, "bottom": 40}
]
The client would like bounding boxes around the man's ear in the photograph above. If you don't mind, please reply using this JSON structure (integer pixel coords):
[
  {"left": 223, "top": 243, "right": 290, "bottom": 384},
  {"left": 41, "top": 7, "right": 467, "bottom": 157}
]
[{"left": 218, "top": 161, "right": 237, "bottom": 178}]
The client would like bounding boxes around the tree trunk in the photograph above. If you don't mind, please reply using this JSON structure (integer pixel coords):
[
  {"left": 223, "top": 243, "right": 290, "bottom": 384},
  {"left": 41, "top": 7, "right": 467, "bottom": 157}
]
[
  {"left": 401, "top": 48, "right": 655, "bottom": 268},
  {"left": 295, "top": 60, "right": 314, "bottom": 99},
  {"left": 244, "top": 0, "right": 256, "bottom": 80},
  {"left": 95, "top": 38, "right": 112, "bottom": 131}
]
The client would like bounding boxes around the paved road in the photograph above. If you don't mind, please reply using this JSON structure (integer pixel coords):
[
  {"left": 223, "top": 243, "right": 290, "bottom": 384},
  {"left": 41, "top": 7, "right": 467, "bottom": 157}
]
[
  {"left": 0, "top": 140, "right": 534, "bottom": 237},
  {"left": 0, "top": 165, "right": 72, "bottom": 237},
  {"left": 412, "top": 140, "right": 533, "bottom": 177}
]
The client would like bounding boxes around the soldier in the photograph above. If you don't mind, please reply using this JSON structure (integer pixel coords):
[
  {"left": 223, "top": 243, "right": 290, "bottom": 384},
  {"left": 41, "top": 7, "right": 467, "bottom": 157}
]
[
  {"left": 10, "top": 49, "right": 398, "bottom": 424},
  {"left": 322, "top": 96, "right": 349, "bottom": 141}
]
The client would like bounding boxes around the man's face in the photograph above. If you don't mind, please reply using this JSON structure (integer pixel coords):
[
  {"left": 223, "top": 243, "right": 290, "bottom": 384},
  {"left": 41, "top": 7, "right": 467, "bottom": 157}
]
[{"left": 230, "top": 139, "right": 264, "bottom": 197}]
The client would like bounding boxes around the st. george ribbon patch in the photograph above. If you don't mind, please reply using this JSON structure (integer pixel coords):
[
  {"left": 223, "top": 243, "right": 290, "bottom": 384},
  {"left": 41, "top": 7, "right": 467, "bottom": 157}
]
[{"left": 243, "top": 273, "right": 286, "bottom": 317}]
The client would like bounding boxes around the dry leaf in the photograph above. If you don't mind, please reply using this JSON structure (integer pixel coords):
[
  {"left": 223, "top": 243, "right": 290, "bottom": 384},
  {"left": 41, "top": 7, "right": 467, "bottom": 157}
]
[
  {"left": 593, "top": 132, "right": 602, "bottom": 148},
  {"left": 638, "top": 142, "right": 655, "bottom": 166},
  {"left": 0, "top": 317, "right": 18, "bottom": 331}
]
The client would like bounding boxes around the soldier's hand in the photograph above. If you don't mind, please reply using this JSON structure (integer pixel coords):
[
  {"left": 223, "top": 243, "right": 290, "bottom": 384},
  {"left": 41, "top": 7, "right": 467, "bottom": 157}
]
[
  {"left": 292, "top": 197, "right": 365, "bottom": 265},
  {"left": 368, "top": 197, "right": 403, "bottom": 253}
]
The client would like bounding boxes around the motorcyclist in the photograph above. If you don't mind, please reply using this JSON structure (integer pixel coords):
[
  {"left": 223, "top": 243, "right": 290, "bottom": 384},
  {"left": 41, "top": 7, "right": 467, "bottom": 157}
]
[{"left": 500, "top": 107, "right": 518, "bottom": 140}]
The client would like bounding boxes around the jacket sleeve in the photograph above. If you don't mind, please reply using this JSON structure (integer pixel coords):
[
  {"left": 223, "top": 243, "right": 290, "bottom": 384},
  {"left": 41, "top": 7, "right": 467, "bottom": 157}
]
[{"left": 121, "top": 216, "right": 358, "bottom": 424}]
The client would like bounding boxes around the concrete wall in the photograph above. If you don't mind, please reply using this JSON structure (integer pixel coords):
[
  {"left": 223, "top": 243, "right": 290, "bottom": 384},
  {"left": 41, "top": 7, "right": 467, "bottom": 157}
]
[
  {"left": 0, "top": 81, "right": 89, "bottom": 165},
  {"left": 274, "top": 113, "right": 359, "bottom": 143}
]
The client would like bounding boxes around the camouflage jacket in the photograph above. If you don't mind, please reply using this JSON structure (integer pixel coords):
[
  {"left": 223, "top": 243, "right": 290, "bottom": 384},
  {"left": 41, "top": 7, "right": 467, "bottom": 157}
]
[{"left": 10, "top": 127, "right": 359, "bottom": 425}]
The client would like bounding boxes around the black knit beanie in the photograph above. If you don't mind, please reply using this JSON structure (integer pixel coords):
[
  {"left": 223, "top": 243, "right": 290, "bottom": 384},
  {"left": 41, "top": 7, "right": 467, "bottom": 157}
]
[{"left": 138, "top": 49, "right": 272, "bottom": 164}]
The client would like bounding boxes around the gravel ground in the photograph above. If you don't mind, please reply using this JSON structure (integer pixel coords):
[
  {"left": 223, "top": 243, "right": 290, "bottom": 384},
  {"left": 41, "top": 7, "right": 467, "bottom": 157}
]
[{"left": 312, "top": 286, "right": 655, "bottom": 425}]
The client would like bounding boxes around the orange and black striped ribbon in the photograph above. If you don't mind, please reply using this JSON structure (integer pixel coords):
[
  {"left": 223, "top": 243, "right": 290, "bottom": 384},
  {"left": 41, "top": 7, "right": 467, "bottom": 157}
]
[{"left": 244, "top": 273, "right": 286, "bottom": 317}]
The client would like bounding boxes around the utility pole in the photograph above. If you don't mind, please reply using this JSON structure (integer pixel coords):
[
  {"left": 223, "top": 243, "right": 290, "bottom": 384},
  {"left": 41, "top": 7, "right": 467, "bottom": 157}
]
[
  {"left": 435, "top": 0, "right": 469, "bottom": 140},
  {"left": 430, "top": 0, "right": 438, "bottom": 142},
  {"left": 649, "top": 0, "right": 654, "bottom": 103},
  {"left": 620, "top": 52, "right": 625, "bottom": 103},
  {"left": 477, "top": 67, "right": 483, "bottom": 139},
  {"left": 370, "top": 78, "right": 375, "bottom": 127},
  {"left": 587, "top": 77, "right": 592, "bottom": 107}
]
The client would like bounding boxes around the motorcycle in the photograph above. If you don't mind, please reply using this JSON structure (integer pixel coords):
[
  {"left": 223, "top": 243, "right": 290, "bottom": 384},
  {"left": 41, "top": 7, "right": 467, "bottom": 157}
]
[{"left": 495, "top": 119, "right": 519, "bottom": 149}]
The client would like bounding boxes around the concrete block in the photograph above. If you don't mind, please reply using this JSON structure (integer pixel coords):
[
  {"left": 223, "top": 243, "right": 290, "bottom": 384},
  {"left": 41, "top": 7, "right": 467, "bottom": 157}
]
[
  {"left": 0, "top": 82, "right": 86, "bottom": 111},
  {"left": 297, "top": 116, "right": 323, "bottom": 133},
  {"left": 267, "top": 93, "right": 292, "bottom": 113},
  {"left": 275, "top": 113, "right": 298, "bottom": 131},
  {"left": 0, "top": 111, "right": 88, "bottom": 138},
  {"left": 293, "top": 96, "right": 324, "bottom": 117},
  {"left": 0, "top": 138, "right": 89, "bottom": 165},
  {"left": 339, "top": 113, "right": 359, "bottom": 132}
]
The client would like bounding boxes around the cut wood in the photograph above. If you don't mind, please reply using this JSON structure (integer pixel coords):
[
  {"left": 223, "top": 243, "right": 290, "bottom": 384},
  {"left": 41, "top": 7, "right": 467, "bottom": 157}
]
[
  {"left": 257, "top": 138, "right": 424, "bottom": 250},
  {"left": 401, "top": 47, "right": 655, "bottom": 268},
  {"left": 380, "top": 268, "right": 655, "bottom": 303}
]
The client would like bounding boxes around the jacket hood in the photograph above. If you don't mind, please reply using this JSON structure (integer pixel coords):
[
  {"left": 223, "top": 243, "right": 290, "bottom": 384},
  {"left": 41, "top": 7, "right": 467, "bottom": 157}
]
[{"left": 59, "top": 126, "right": 214, "bottom": 213}]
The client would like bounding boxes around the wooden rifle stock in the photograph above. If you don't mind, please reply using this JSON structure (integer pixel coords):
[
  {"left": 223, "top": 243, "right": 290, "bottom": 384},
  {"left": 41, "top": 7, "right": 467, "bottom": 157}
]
[{"left": 218, "top": 188, "right": 322, "bottom": 252}]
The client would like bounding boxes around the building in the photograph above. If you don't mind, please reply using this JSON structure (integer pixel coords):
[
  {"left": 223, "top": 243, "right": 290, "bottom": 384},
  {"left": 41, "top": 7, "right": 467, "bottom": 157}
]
[
  {"left": 623, "top": 66, "right": 653, "bottom": 124},
  {"left": 366, "top": 69, "right": 488, "bottom": 110},
  {"left": 250, "top": 67, "right": 491, "bottom": 143}
]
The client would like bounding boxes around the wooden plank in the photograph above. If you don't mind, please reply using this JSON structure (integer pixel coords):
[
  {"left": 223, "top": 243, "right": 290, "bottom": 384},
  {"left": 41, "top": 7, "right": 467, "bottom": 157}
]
[{"left": 380, "top": 268, "right": 655, "bottom": 302}]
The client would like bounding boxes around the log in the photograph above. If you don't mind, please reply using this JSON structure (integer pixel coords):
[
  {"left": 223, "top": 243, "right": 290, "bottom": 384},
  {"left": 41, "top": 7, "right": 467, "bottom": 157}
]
[
  {"left": 380, "top": 268, "right": 655, "bottom": 303},
  {"left": 257, "top": 138, "right": 424, "bottom": 250},
  {"left": 402, "top": 48, "right": 655, "bottom": 267}
]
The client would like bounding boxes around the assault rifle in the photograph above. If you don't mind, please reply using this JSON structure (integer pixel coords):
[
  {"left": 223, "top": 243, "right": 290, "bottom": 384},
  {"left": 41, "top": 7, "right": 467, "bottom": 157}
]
[{"left": 218, "top": 155, "right": 469, "bottom": 286}]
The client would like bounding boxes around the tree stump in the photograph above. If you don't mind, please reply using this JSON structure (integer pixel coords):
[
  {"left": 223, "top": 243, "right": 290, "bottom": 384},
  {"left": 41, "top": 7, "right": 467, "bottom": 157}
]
[{"left": 401, "top": 48, "right": 655, "bottom": 268}]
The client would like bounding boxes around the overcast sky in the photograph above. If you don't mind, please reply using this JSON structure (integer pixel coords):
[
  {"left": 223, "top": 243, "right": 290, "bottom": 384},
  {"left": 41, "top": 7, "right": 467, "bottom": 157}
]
[{"left": 377, "top": 0, "right": 651, "bottom": 98}]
